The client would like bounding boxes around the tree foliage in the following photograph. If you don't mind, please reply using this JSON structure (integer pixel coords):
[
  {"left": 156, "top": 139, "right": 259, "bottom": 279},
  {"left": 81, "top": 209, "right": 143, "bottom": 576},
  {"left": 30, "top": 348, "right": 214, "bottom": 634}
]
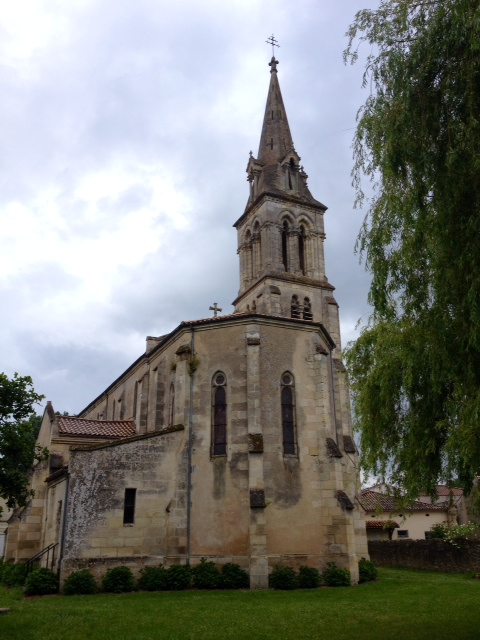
[
  {"left": 0, "top": 373, "right": 47, "bottom": 513},
  {"left": 344, "top": 0, "right": 480, "bottom": 497}
]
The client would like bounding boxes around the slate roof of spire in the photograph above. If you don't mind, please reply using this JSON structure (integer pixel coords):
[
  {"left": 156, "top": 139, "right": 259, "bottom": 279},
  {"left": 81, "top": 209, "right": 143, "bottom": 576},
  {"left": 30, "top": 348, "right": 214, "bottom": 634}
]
[
  {"left": 58, "top": 416, "right": 136, "bottom": 439},
  {"left": 241, "top": 56, "right": 326, "bottom": 217},
  {"left": 257, "top": 56, "right": 295, "bottom": 165}
]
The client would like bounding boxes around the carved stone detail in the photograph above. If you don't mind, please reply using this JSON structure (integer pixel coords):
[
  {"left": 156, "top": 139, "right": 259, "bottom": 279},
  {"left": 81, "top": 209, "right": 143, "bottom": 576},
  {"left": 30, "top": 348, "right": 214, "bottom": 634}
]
[
  {"left": 326, "top": 437, "right": 343, "bottom": 458},
  {"left": 248, "top": 433, "right": 264, "bottom": 453},
  {"left": 250, "top": 489, "right": 266, "bottom": 508},
  {"left": 336, "top": 490, "right": 354, "bottom": 511},
  {"left": 343, "top": 435, "right": 356, "bottom": 454}
]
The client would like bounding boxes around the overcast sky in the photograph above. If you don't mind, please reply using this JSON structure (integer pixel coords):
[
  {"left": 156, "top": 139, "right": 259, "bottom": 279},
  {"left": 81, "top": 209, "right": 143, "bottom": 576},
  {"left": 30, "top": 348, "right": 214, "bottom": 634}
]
[{"left": 1, "top": 0, "right": 379, "bottom": 415}]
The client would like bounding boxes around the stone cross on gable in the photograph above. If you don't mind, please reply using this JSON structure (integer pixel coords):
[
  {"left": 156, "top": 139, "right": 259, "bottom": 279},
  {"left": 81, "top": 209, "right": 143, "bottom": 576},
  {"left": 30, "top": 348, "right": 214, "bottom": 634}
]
[{"left": 209, "top": 302, "right": 222, "bottom": 318}]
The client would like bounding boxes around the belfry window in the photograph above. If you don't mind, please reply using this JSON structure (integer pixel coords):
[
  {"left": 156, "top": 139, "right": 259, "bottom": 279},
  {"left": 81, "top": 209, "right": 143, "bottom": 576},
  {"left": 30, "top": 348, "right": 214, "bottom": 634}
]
[
  {"left": 281, "top": 373, "right": 296, "bottom": 455},
  {"left": 299, "top": 225, "right": 306, "bottom": 275},
  {"left": 282, "top": 221, "right": 289, "bottom": 271},
  {"left": 291, "top": 295, "right": 300, "bottom": 319},
  {"left": 212, "top": 373, "right": 227, "bottom": 456},
  {"left": 303, "top": 297, "right": 313, "bottom": 321}
]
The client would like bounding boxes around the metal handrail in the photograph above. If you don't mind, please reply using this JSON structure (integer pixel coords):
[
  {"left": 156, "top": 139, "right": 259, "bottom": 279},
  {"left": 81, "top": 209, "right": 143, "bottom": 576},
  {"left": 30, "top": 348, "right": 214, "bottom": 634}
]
[{"left": 25, "top": 543, "right": 59, "bottom": 574}]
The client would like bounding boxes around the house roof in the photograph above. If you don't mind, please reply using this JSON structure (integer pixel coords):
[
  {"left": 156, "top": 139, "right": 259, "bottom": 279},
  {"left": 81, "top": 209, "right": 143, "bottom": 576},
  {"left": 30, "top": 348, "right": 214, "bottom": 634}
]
[
  {"left": 435, "top": 485, "right": 463, "bottom": 497},
  {"left": 366, "top": 520, "right": 399, "bottom": 529},
  {"left": 359, "top": 490, "right": 446, "bottom": 512},
  {"left": 57, "top": 416, "right": 136, "bottom": 439}
]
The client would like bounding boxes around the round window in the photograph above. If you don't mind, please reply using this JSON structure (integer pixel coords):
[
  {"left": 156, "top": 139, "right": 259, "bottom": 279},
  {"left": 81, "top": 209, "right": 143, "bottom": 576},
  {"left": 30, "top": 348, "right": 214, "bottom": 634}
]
[
  {"left": 282, "top": 373, "right": 292, "bottom": 385},
  {"left": 215, "top": 374, "right": 225, "bottom": 386}
]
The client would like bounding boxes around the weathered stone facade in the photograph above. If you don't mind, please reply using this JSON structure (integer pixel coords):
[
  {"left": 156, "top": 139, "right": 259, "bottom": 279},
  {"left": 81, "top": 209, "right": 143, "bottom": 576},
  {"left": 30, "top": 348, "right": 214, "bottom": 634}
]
[{"left": 5, "top": 55, "right": 368, "bottom": 587}]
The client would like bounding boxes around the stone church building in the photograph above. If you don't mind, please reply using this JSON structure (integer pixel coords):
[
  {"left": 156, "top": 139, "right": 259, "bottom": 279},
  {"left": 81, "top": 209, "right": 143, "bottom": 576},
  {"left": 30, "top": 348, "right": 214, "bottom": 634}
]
[{"left": 5, "top": 56, "right": 368, "bottom": 588}]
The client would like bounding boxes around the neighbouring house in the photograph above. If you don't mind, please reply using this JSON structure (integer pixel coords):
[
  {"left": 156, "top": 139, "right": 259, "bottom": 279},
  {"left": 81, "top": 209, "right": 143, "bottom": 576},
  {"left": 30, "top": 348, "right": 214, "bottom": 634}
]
[
  {"left": 417, "top": 486, "right": 467, "bottom": 525},
  {"left": 4, "top": 54, "right": 368, "bottom": 588},
  {"left": 359, "top": 489, "right": 450, "bottom": 541}
]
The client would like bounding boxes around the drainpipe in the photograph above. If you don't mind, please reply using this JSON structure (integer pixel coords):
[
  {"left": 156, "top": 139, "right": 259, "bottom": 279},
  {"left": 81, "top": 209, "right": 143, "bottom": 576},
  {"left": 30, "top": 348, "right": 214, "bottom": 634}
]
[
  {"left": 186, "top": 327, "right": 195, "bottom": 565},
  {"left": 57, "top": 471, "right": 70, "bottom": 578}
]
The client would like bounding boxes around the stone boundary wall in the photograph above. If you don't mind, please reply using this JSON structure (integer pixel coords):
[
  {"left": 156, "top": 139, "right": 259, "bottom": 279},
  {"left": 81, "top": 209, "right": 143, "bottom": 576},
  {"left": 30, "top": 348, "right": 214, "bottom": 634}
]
[{"left": 368, "top": 539, "right": 480, "bottom": 573}]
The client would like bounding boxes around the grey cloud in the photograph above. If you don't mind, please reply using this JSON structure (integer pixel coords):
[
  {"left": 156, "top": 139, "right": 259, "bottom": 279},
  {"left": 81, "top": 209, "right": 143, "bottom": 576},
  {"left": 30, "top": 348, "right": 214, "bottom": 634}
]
[{"left": 1, "top": 0, "right": 380, "bottom": 410}]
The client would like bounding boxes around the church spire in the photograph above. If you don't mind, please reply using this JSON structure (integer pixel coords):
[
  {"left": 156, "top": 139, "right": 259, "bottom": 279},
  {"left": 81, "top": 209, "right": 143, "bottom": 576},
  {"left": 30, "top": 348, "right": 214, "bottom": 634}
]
[
  {"left": 256, "top": 57, "right": 296, "bottom": 165},
  {"left": 244, "top": 56, "right": 324, "bottom": 212}
]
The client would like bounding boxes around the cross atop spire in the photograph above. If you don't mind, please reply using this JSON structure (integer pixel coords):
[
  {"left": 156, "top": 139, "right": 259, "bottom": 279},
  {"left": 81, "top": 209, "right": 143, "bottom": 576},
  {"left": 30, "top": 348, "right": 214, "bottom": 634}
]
[{"left": 265, "top": 34, "right": 280, "bottom": 57}]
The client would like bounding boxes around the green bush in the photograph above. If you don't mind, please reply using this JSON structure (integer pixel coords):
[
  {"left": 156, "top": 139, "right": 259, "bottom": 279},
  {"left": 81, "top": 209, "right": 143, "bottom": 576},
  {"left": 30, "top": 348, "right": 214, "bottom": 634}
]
[
  {"left": 102, "top": 566, "right": 136, "bottom": 593},
  {"left": 358, "top": 558, "right": 378, "bottom": 583},
  {"left": 24, "top": 568, "right": 59, "bottom": 596},
  {"left": 63, "top": 569, "right": 98, "bottom": 595},
  {"left": 167, "top": 564, "right": 192, "bottom": 591},
  {"left": 429, "top": 523, "right": 447, "bottom": 539},
  {"left": 269, "top": 566, "right": 298, "bottom": 590},
  {"left": 192, "top": 558, "right": 221, "bottom": 590},
  {"left": 298, "top": 565, "right": 321, "bottom": 589},
  {"left": 322, "top": 562, "right": 351, "bottom": 587},
  {"left": 138, "top": 566, "right": 169, "bottom": 592},
  {"left": 220, "top": 563, "right": 249, "bottom": 590},
  {"left": 2, "top": 562, "right": 28, "bottom": 587}
]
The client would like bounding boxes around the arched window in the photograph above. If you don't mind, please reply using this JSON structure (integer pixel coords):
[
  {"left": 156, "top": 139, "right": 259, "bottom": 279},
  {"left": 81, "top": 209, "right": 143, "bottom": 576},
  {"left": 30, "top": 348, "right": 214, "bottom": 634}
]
[
  {"left": 281, "top": 372, "right": 296, "bottom": 455},
  {"left": 169, "top": 383, "right": 175, "bottom": 427},
  {"left": 282, "top": 221, "right": 289, "bottom": 271},
  {"left": 245, "top": 229, "right": 253, "bottom": 281},
  {"left": 291, "top": 295, "right": 300, "bottom": 319},
  {"left": 303, "top": 297, "right": 312, "bottom": 321},
  {"left": 253, "top": 221, "right": 262, "bottom": 277},
  {"left": 212, "top": 372, "right": 227, "bottom": 455},
  {"left": 298, "top": 225, "right": 306, "bottom": 275}
]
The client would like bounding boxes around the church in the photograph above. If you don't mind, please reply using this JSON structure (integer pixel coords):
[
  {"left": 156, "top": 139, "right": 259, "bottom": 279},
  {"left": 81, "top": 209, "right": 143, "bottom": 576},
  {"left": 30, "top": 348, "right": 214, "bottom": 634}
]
[{"left": 5, "top": 55, "right": 368, "bottom": 588}]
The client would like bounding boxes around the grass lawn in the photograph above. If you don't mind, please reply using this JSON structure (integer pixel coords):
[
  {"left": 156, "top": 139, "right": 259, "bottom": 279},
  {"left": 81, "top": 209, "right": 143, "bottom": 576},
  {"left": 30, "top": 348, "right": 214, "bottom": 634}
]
[{"left": 1, "top": 568, "right": 479, "bottom": 640}]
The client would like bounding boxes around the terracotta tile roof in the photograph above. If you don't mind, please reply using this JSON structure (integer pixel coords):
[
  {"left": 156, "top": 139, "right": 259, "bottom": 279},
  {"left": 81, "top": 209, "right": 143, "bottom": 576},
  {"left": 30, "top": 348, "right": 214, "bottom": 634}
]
[
  {"left": 180, "top": 311, "right": 318, "bottom": 327},
  {"left": 58, "top": 417, "right": 136, "bottom": 439},
  {"left": 181, "top": 312, "right": 266, "bottom": 326},
  {"left": 359, "top": 490, "right": 446, "bottom": 512},
  {"left": 435, "top": 485, "right": 463, "bottom": 497},
  {"left": 366, "top": 520, "right": 399, "bottom": 529}
]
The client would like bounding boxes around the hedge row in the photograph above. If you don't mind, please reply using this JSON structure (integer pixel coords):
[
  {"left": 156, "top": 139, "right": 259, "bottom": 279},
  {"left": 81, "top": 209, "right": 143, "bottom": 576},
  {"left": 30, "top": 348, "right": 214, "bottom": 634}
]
[
  {"left": 0, "top": 558, "right": 377, "bottom": 596},
  {"left": 0, "top": 560, "right": 249, "bottom": 596},
  {"left": 269, "top": 558, "right": 378, "bottom": 590}
]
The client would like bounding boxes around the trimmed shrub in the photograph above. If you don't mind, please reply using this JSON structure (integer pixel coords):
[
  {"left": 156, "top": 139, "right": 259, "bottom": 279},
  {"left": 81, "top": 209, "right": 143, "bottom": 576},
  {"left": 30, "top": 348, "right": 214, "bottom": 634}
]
[
  {"left": 24, "top": 568, "right": 59, "bottom": 596},
  {"left": 192, "top": 558, "right": 221, "bottom": 590},
  {"left": 138, "top": 566, "right": 169, "bottom": 592},
  {"left": 298, "top": 565, "right": 321, "bottom": 589},
  {"left": 220, "top": 563, "right": 249, "bottom": 590},
  {"left": 322, "top": 562, "right": 350, "bottom": 587},
  {"left": 358, "top": 557, "right": 378, "bottom": 583},
  {"left": 167, "top": 564, "right": 192, "bottom": 591},
  {"left": 63, "top": 569, "right": 98, "bottom": 595},
  {"left": 269, "top": 566, "right": 298, "bottom": 590},
  {"left": 102, "top": 566, "right": 136, "bottom": 593},
  {"left": 2, "top": 563, "right": 28, "bottom": 587}
]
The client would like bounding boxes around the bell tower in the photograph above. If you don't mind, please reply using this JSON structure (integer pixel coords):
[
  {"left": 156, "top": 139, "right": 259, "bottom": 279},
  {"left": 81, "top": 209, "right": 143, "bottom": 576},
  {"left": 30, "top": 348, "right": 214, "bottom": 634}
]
[{"left": 233, "top": 56, "right": 338, "bottom": 340}]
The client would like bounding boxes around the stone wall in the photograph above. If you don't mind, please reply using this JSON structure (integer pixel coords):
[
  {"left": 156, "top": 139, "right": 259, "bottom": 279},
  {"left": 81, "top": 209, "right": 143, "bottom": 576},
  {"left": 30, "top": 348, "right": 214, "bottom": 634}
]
[{"left": 368, "top": 539, "right": 480, "bottom": 572}]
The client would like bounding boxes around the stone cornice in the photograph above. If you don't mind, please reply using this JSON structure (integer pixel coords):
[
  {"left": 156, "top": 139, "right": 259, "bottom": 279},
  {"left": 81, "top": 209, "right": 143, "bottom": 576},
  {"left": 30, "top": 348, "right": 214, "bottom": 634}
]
[{"left": 234, "top": 192, "right": 327, "bottom": 228}]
